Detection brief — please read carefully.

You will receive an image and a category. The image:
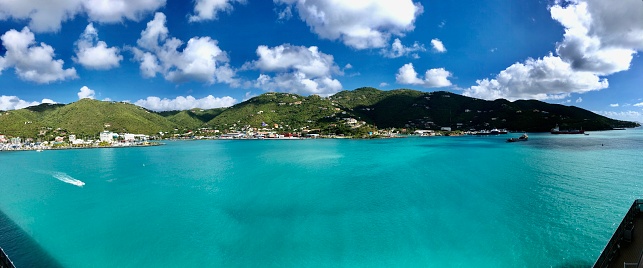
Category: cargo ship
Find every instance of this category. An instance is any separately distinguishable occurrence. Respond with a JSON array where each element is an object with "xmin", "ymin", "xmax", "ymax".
[{"xmin": 551, "ymin": 124, "xmax": 585, "ymax": 134}]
